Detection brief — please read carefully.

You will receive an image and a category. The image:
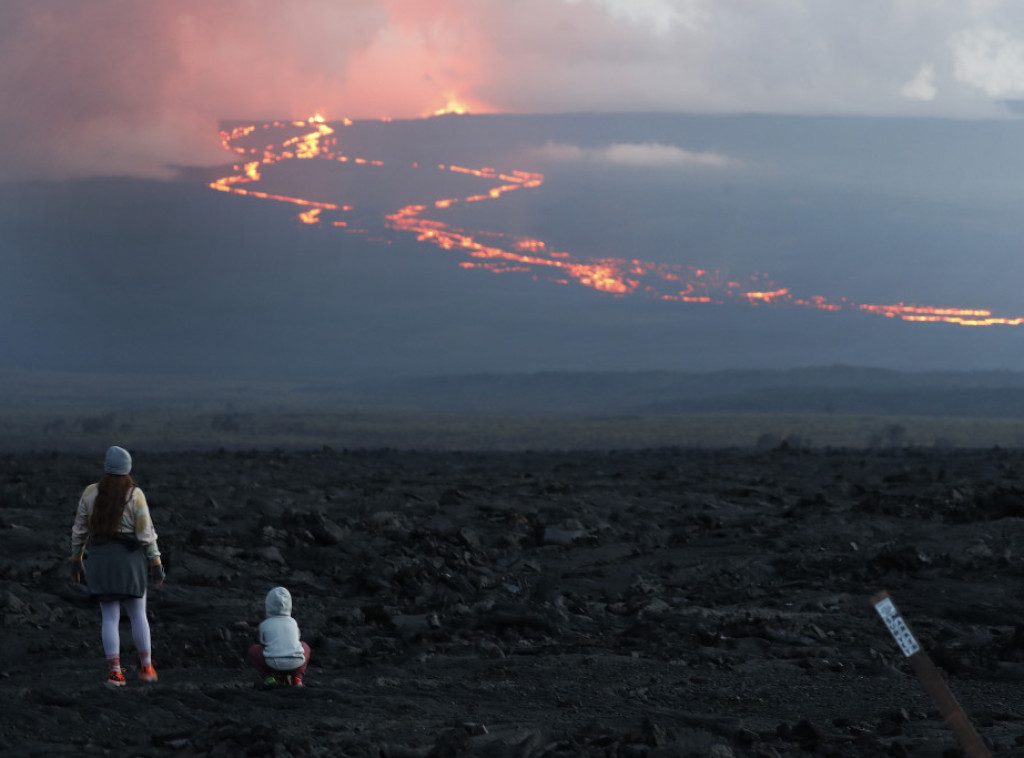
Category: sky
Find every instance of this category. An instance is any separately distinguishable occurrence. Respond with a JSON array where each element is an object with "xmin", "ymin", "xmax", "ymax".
[{"xmin": 5, "ymin": 0, "xmax": 1024, "ymax": 180}]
